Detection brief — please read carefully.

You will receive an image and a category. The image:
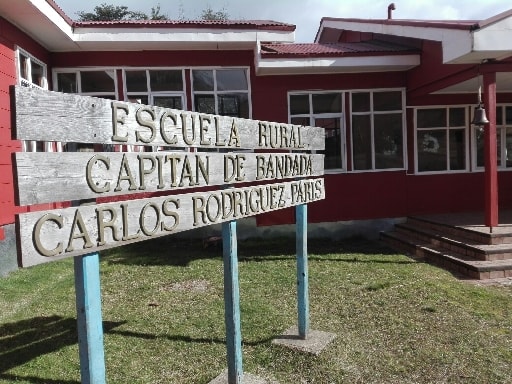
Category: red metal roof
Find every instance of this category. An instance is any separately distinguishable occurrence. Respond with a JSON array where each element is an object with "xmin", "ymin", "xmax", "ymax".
[
  {"xmin": 45, "ymin": 0, "xmax": 295, "ymax": 31},
  {"xmin": 260, "ymin": 41, "xmax": 418, "ymax": 58},
  {"xmin": 74, "ymin": 19, "xmax": 295, "ymax": 31}
]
